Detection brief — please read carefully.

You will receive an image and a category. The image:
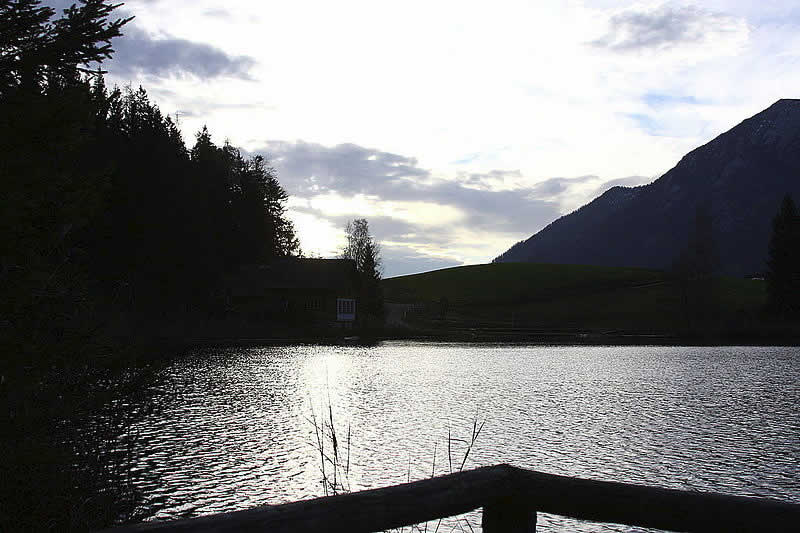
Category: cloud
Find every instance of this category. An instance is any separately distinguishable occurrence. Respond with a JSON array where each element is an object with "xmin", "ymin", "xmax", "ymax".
[
  {"xmin": 257, "ymin": 138, "xmax": 667, "ymax": 275},
  {"xmin": 41, "ymin": 1, "xmax": 254, "ymax": 80},
  {"xmin": 380, "ymin": 245, "xmax": 461, "ymax": 278},
  {"xmin": 457, "ymin": 170, "xmax": 525, "ymax": 191},
  {"xmin": 591, "ymin": 4, "xmax": 747, "ymax": 52},
  {"xmin": 34, "ymin": 0, "xmax": 799, "ymax": 279},
  {"xmin": 109, "ymin": 26, "xmax": 256, "ymax": 80},
  {"xmin": 286, "ymin": 202, "xmax": 466, "ymax": 277},
  {"xmin": 529, "ymin": 176, "xmax": 598, "ymax": 198},
  {"xmin": 178, "ymin": 101, "xmax": 270, "ymax": 120},
  {"xmin": 591, "ymin": 175, "xmax": 652, "ymax": 197},
  {"xmin": 258, "ymin": 140, "xmax": 563, "ymax": 237},
  {"xmin": 643, "ymin": 93, "xmax": 702, "ymax": 108},
  {"xmin": 203, "ymin": 8, "xmax": 232, "ymax": 19},
  {"xmin": 261, "ymin": 141, "xmax": 429, "ymax": 196},
  {"xmin": 254, "ymin": 139, "xmax": 657, "ymax": 275},
  {"xmin": 622, "ymin": 112, "xmax": 667, "ymax": 136}
]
